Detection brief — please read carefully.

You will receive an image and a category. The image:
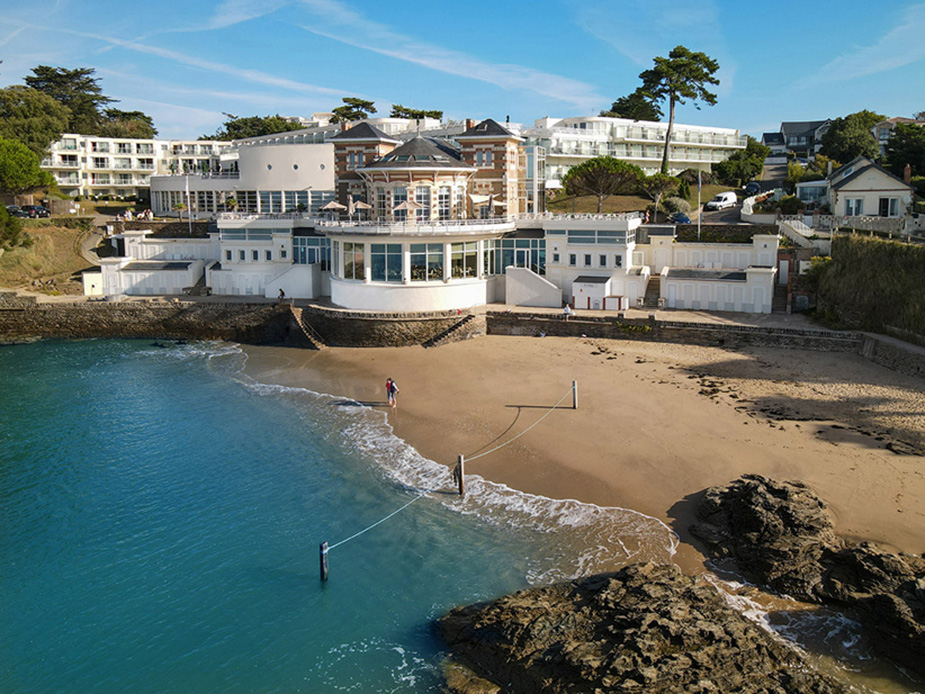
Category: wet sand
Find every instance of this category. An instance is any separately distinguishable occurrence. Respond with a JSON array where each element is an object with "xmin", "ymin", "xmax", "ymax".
[{"xmin": 241, "ymin": 335, "xmax": 925, "ymax": 573}]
